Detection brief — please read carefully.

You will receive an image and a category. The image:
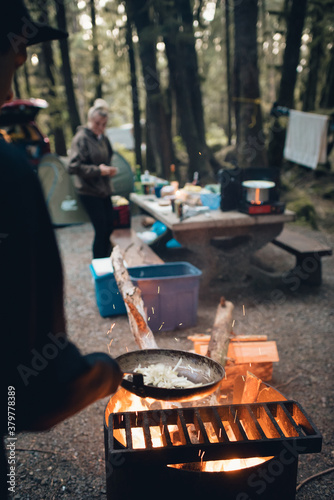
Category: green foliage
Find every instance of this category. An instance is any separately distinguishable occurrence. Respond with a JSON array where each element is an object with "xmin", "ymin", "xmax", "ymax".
[
  {"xmin": 287, "ymin": 196, "xmax": 318, "ymax": 229},
  {"xmin": 323, "ymin": 187, "xmax": 334, "ymax": 200},
  {"xmin": 12, "ymin": 0, "xmax": 334, "ymax": 176},
  {"xmin": 113, "ymin": 146, "xmax": 135, "ymax": 169},
  {"xmin": 206, "ymin": 124, "xmax": 229, "ymax": 151},
  {"xmin": 173, "ymin": 135, "xmax": 187, "ymax": 153}
]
